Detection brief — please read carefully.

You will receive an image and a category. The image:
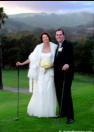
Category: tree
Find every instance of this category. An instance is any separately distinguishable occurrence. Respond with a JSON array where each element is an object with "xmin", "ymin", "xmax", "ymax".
[
  {"xmin": 74, "ymin": 37, "xmax": 93, "ymax": 73},
  {"xmin": 0, "ymin": 7, "xmax": 8, "ymax": 90},
  {"xmin": 92, "ymin": 34, "xmax": 94, "ymax": 84}
]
